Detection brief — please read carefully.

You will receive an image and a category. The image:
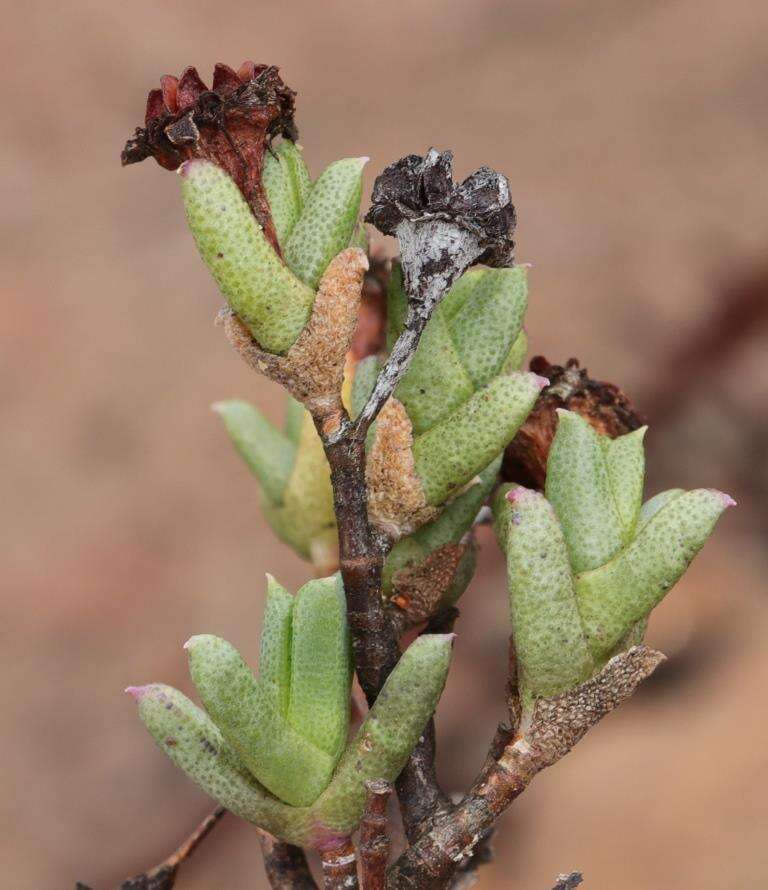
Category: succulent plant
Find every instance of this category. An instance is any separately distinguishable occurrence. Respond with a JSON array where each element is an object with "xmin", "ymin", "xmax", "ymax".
[
  {"xmin": 363, "ymin": 261, "xmax": 542, "ymax": 539},
  {"xmin": 214, "ymin": 397, "xmax": 338, "ymax": 573},
  {"xmin": 493, "ymin": 409, "xmax": 734, "ymax": 708},
  {"xmin": 127, "ymin": 574, "xmax": 452, "ymax": 846},
  {"xmin": 180, "ymin": 152, "xmax": 365, "ymax": 354},
  {"xmin": 118, "ymin": 62, "xmax": 736, "ymax": 888},
  {"xmin": 215, "ymin": 258, "xmax": 534, "ymax": 615}
]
